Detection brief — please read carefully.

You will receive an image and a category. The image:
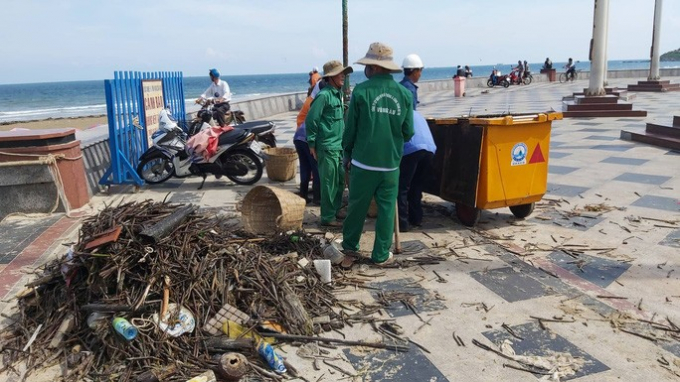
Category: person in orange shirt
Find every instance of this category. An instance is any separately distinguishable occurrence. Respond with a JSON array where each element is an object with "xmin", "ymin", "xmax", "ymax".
[
  {"xmin": 309, "ymin": 67, "xmax": 321, "ymax": 89},
  {"xmin": 294, "ymin": 77, "xmax": 327, "ymax": 204}
]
